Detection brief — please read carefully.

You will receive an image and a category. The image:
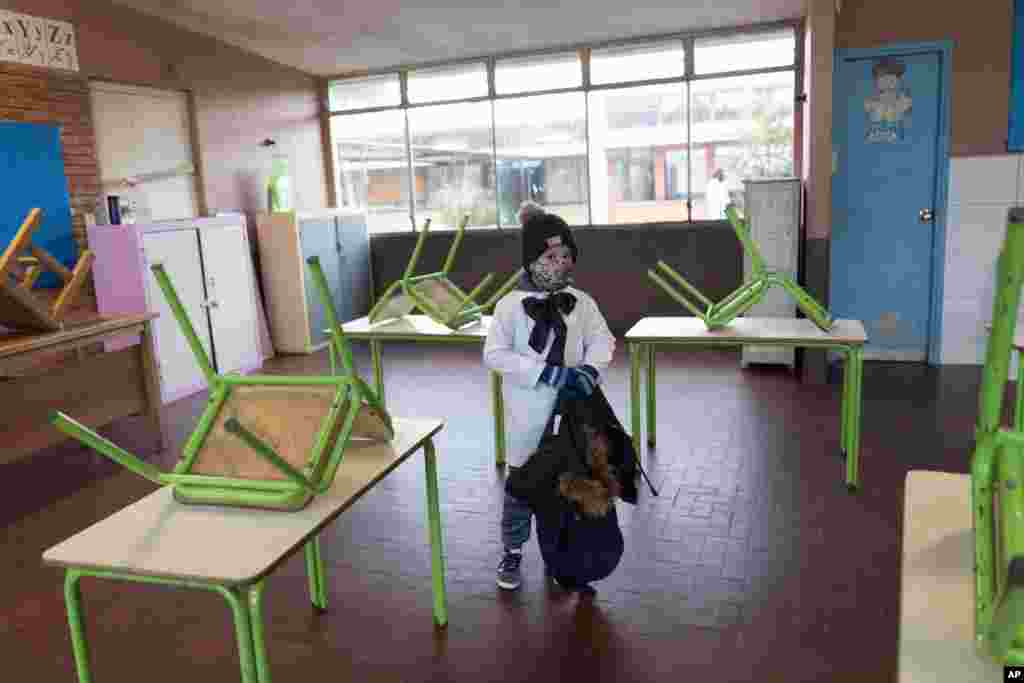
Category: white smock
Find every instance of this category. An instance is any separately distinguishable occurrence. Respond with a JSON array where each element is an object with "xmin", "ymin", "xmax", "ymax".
[{"xmin": 483, "ymin": 286, "xmax": 615, "ymax": 468}]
